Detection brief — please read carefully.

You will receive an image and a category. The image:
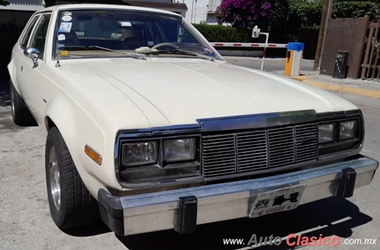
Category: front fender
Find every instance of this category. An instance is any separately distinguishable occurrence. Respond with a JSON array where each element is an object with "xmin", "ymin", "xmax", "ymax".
[{"xmin": 44, "ymin": 95, "xmax": 123, "ymax": 199}]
